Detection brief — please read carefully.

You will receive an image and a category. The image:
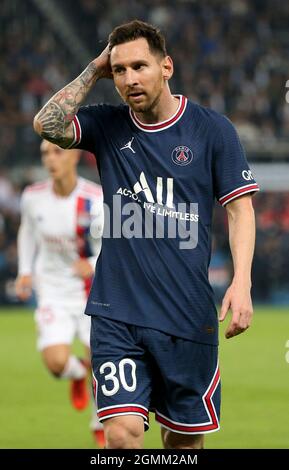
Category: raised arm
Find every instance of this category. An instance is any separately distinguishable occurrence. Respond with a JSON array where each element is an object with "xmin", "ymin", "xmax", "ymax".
[
  {"xmin": 33, "ymin": 47, "xmax": 112, "ymax": 148},
  {"xmin": 219, "ymin": 194, "xmax": 256, "ymax": 339}
]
